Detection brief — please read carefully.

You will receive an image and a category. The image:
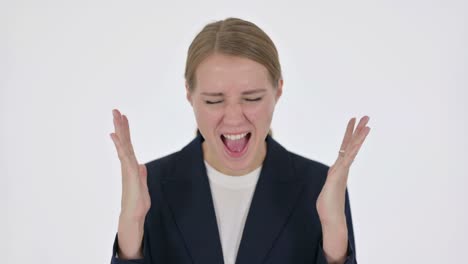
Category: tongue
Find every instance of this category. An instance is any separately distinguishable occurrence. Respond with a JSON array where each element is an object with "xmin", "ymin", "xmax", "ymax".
[{"xmin": 225, "ymin": 136, "xmax": 248, "ymax": 152}]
